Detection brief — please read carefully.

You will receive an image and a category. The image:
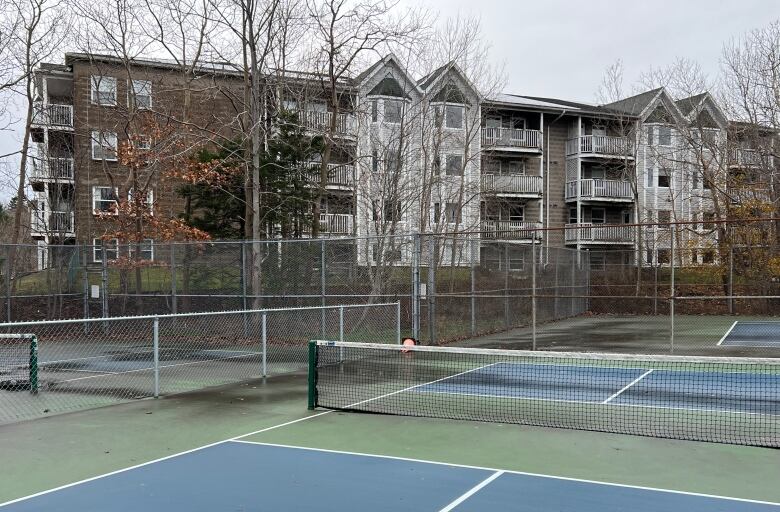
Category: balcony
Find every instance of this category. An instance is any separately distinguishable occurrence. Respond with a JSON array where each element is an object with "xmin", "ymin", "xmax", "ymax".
[
  {"xmin": 299, "ymin": 110, "xmax": 355, "ymax": 137},
  {"xmin": 305, "ymin": 162, "xmax": 355, "ymax": 190},
  {"xmin": 30, "ymin": 156, "xmax": 74, "ymax": 182},
  {"xmin": 727, "ymin": 185, "xmax": 772, "ymax": 203},
  {"xmin": 319, "ymin": 213, "xmax": 354, "ymax": 236},
  {"xmin": 565, "ymin": 179, "xmax": 633, "ymax": 202},
  {"xmin": 32, "ymin": 103, "xmax": 73, "ymax": 129},
  {"xmin": 481, "ymin": 221, "xmax": 542, "ymax": 241},
  {"xmin": 482, "ymin": 174, "xmax": 542, "ymax": 196},
  {"xmin": 729, "ymin": 148, "xmax": 770, "ymax": 168},
  {"xmin": 481, "ymin": 127, "xmax": 542, "ymax": 152},
  {"xmin": 565, "ymin": 223, "xmax": 634, "ymax": 245},
  {"xmin": 566, "ymin": 135, "xmax": 633, "ymax": 158},
  {"xmin": 31, "ymin": 210, "xmax": 75, "ymax": 236}
]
